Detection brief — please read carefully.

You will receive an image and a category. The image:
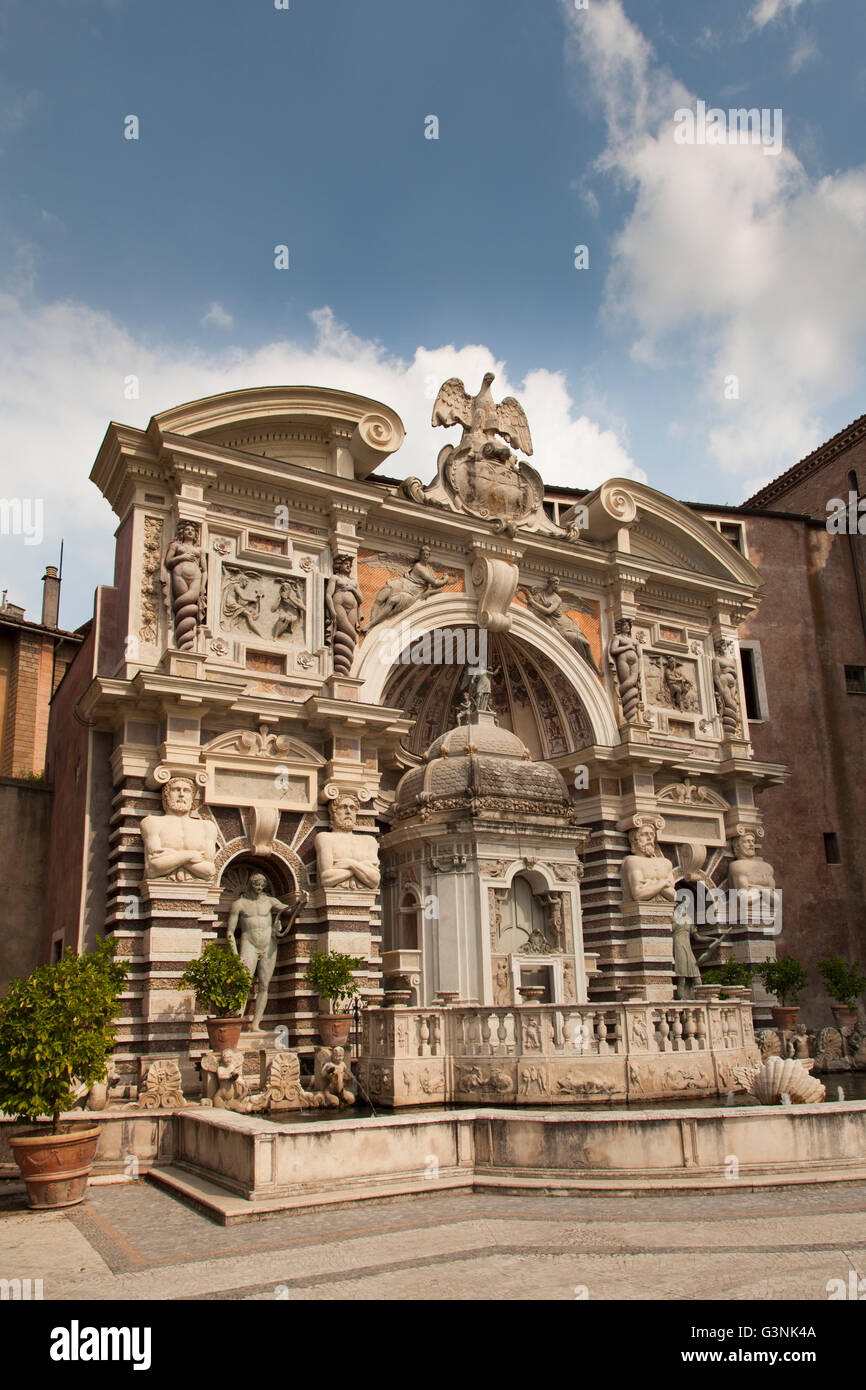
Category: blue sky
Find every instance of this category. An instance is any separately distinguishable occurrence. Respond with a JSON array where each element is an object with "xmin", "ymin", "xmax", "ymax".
[{"xmin": 1, "ymin": 0, "xmax": 865, "ymax": 625}]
